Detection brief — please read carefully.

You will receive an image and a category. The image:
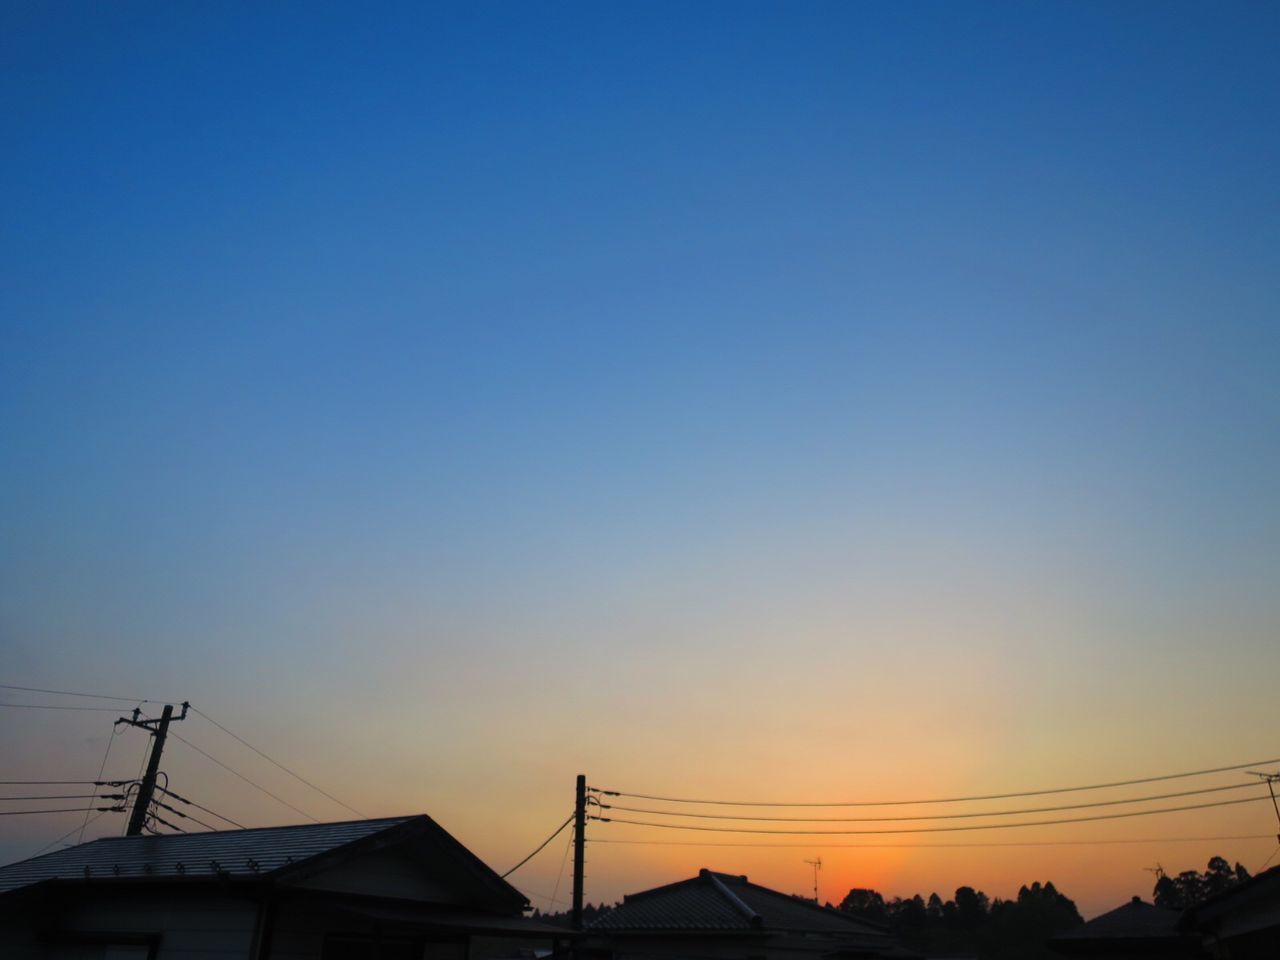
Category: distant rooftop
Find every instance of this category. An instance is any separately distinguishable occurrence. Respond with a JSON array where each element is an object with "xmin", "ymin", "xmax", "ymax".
[
  {"xmin": 1055, "ymin": 896, "xmax": 1182, "ymax": 941},
  {"xmin": 590, "ymin": 868, "xmax": 889, "ymax": 941}
]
